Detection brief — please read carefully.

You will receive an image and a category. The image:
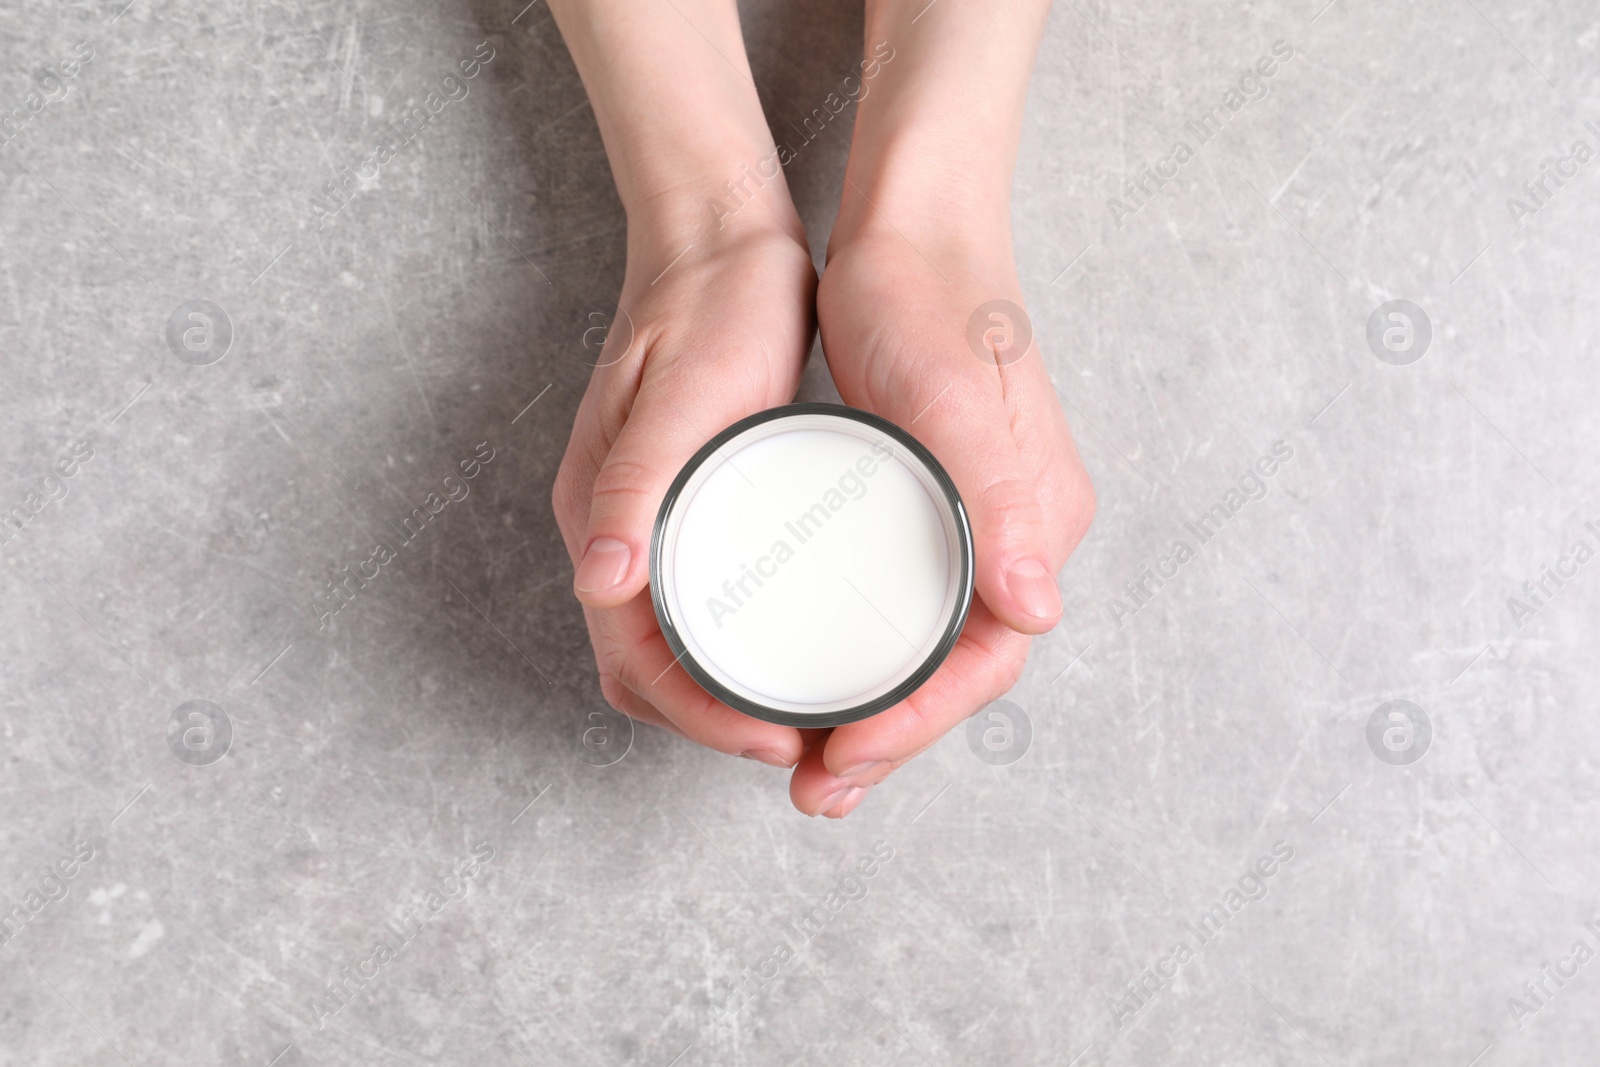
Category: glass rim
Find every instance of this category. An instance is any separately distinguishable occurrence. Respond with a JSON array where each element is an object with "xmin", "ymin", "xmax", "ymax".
[{"xmin": 648, "ymin": 402, "xmax": 976, "ymax": 729}]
